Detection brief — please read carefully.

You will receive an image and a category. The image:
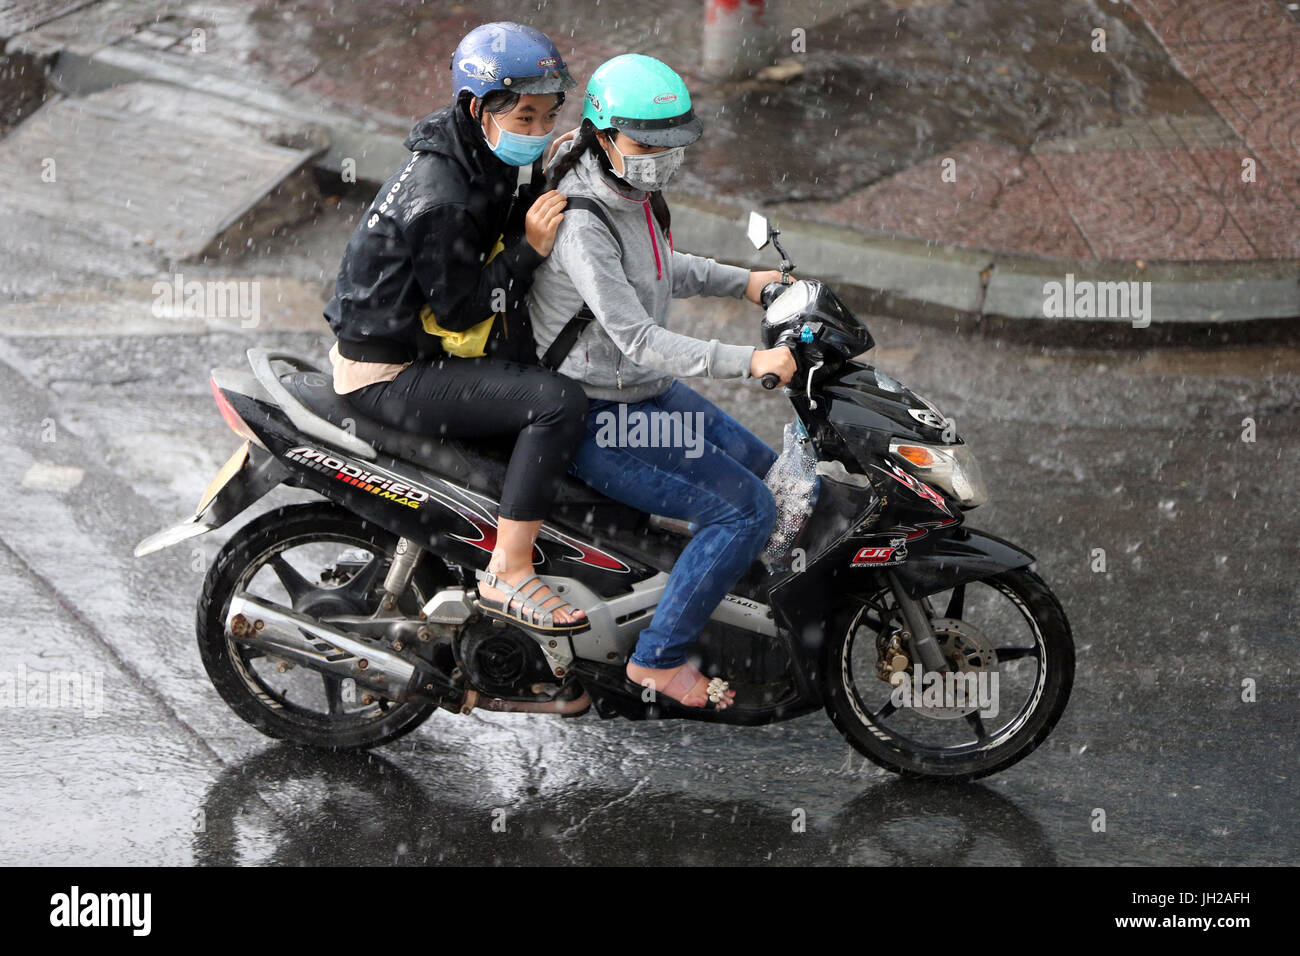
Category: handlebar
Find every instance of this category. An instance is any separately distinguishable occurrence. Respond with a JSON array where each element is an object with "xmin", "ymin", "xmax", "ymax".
[{"xmin": 761, "ymin": 373, "xmax": 779, "ymax": 390}]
